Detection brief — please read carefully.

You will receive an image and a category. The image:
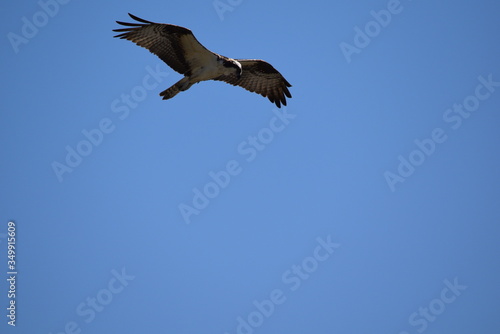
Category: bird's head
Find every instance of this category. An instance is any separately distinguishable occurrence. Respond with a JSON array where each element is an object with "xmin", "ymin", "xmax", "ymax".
[{"xmin": 223, "ymin": 59, "xmax": 242, "ymax": 79}]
